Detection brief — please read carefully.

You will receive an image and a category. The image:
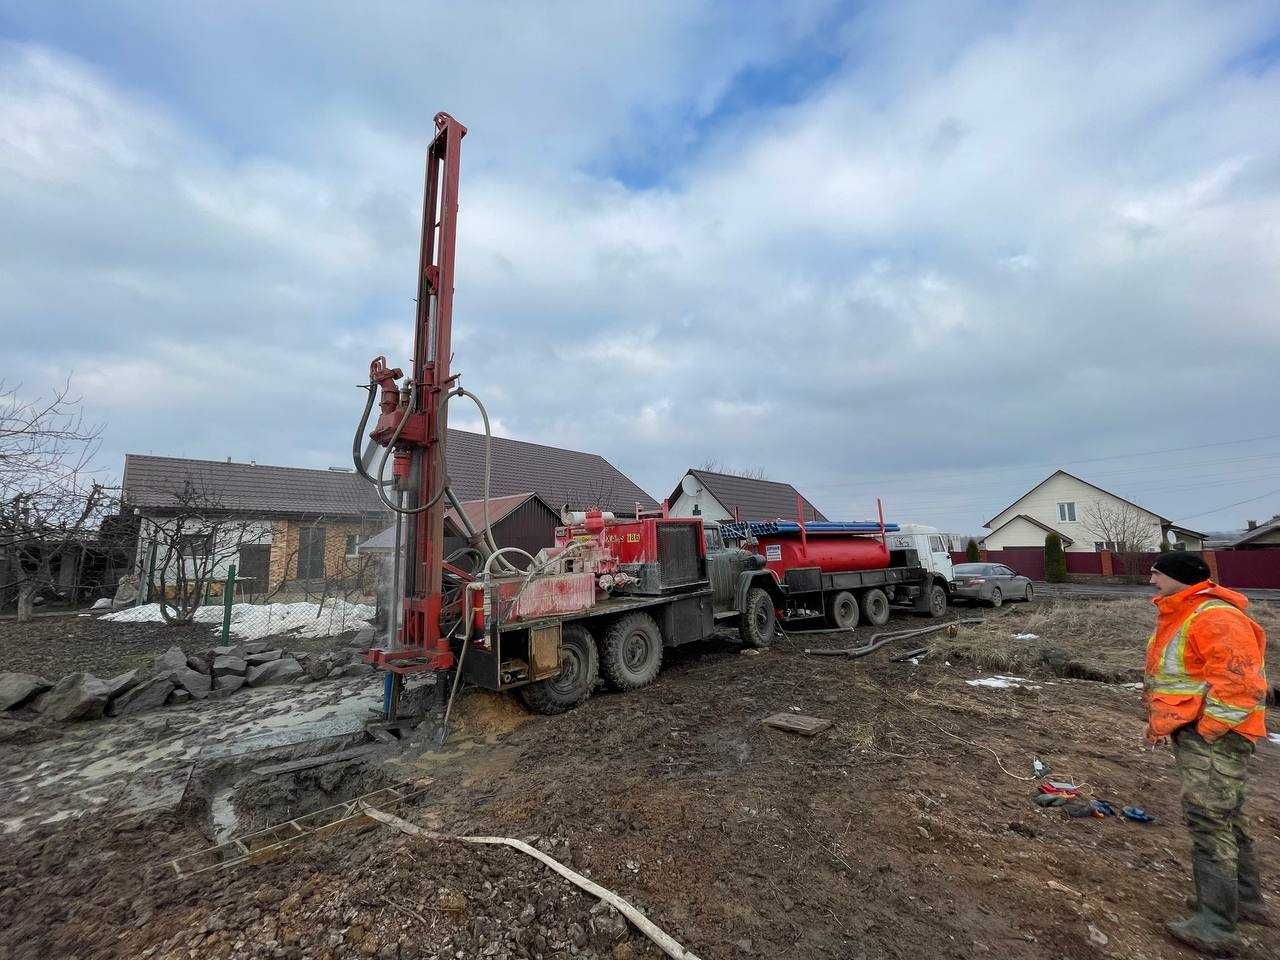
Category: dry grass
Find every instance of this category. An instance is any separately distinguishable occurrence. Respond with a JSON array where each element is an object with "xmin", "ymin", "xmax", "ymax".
[{"xmin": 935, "ymin": 597, "xmax": 1280, "ymax": 686}]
